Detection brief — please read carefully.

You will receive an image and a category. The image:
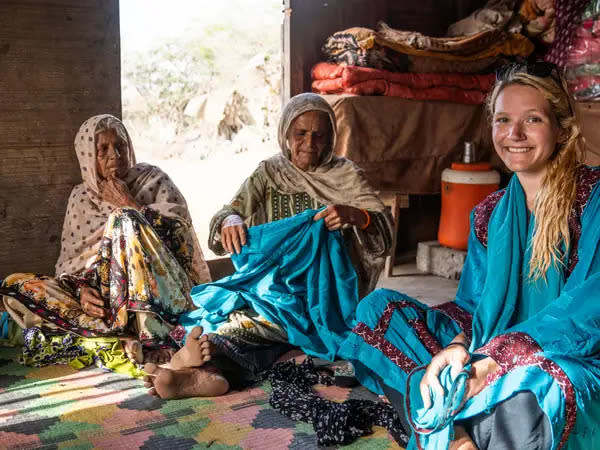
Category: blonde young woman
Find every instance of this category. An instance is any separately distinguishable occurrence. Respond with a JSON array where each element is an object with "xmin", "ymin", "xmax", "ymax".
[{"xmin": 338, "ymin": 64, "xmax": 600, "ymax": 450}]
